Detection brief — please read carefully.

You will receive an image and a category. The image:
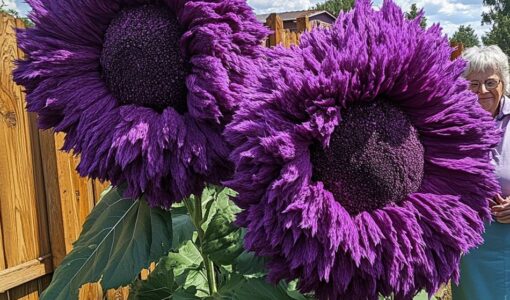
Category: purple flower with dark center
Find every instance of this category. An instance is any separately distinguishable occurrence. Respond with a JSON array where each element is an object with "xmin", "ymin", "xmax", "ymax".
[
  {"xmin": 14, "ymin": 0, "xmax": 268, "ymax": 207},
  {"xmin": 225, "ymin": 1, "xmax": 500, "ymax": 299}
]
